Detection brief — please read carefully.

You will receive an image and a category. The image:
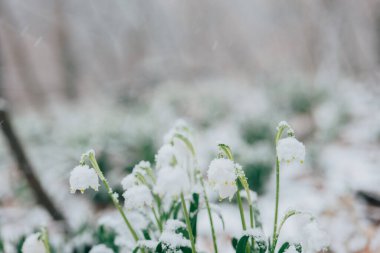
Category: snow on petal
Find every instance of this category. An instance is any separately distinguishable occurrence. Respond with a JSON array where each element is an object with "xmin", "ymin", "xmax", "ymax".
[
  {"xmin": 123, "ymin": 185, "xmax": 153, "ymax": 210},
  {"xmin": 276, "ymin": 137, "xmax": 305, "ymax": 169},
  {"xmin": 70, "ymin": 165, "xmax": 99, "ymax": 193},
  {"xmin": 22, "ymin": 233, "xmax": 46, "ymax": 253}
]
